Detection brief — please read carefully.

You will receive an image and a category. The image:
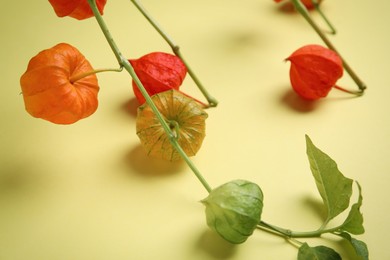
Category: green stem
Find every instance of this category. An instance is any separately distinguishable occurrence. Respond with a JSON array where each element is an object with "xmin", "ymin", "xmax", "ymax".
[
  {"xmin": 129, "ymin": 0, "xmax": 218, "ymax": 107},
  {"xmin": 291, "ymin": 0, "xmax": 367, "ymax": 93},
  {"xmin": 87, "ymin": 0, "xmax": 212, "ymax": 193},
  {"xmin": 287, "ymin": 237, "xmax": 304, "ymax": 248},
  {"xmin": 90, "ymin": 6, "xmax": 124, "ymax": 65},
  {"xmin": 168, "ymin": 120, "xmax": 181, "ymax": 139},
  {"xmin": 258, "ymin": 221, "xmax": 306, "ymax": 251},
  {"xmin": 257, "ymin": 220, "xmax": 341, "ymax": 238},
  {"xmin": 333, "ymin": 85, "xmax": 364, "ymax": 96},
  {"xmin": 70, "ymin": 67, "xmax": 123, "ymax": 83},
  {"xmin": 312, "ymin": 0, "xmax": 336, "ymax": 34}
]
